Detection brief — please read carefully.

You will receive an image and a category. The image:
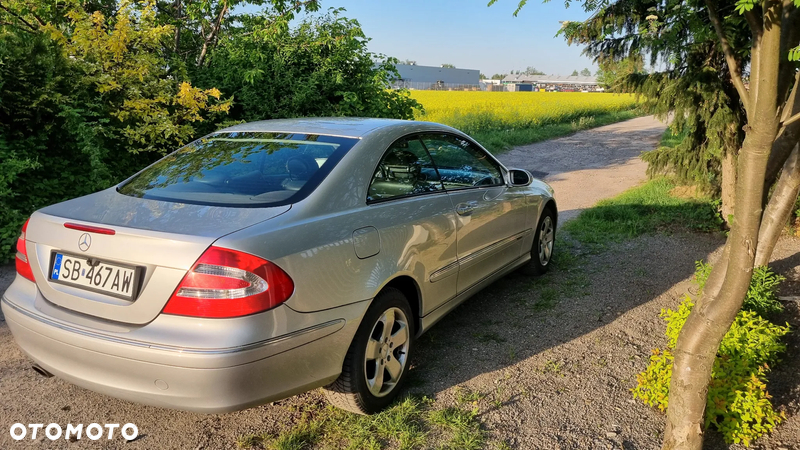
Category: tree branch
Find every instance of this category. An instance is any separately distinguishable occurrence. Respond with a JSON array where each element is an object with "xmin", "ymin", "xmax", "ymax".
[
  {"xmin": 196, "ymin": 0, "xmax": 229, "ymax": 67},
  {"xmin": 764, "ymin": 41, "xmax": 800, "ymax": 192},
  {"xmin": 744, "ymin": 10, "xmax": 763, "ymax": 38},
  {"xmin": 0, "ymin": 2, "xmax": 38, "ymax": 32},
  {"xmin": 783, "ymin": 112, "xmax": 800, "ymax": 127},
  {"xmin": 705, "ymin": 0, "xmax": 752, "ymax": 115},
  {"xmin": 778, "ymin": 3, "xmax": 800, "ymax": 101}
]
